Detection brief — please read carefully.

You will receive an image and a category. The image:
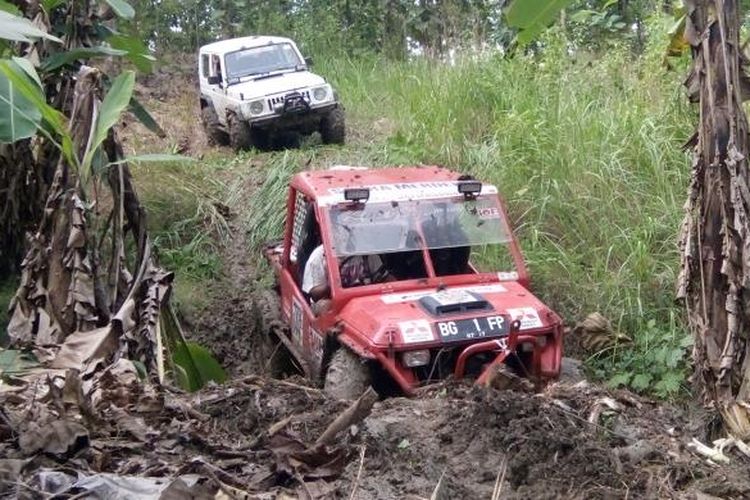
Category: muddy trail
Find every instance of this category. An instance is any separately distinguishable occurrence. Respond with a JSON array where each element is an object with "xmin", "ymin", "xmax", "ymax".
[{"xmin": 3, "ymin": 63, "xmax": 750, "ymax": 500}]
